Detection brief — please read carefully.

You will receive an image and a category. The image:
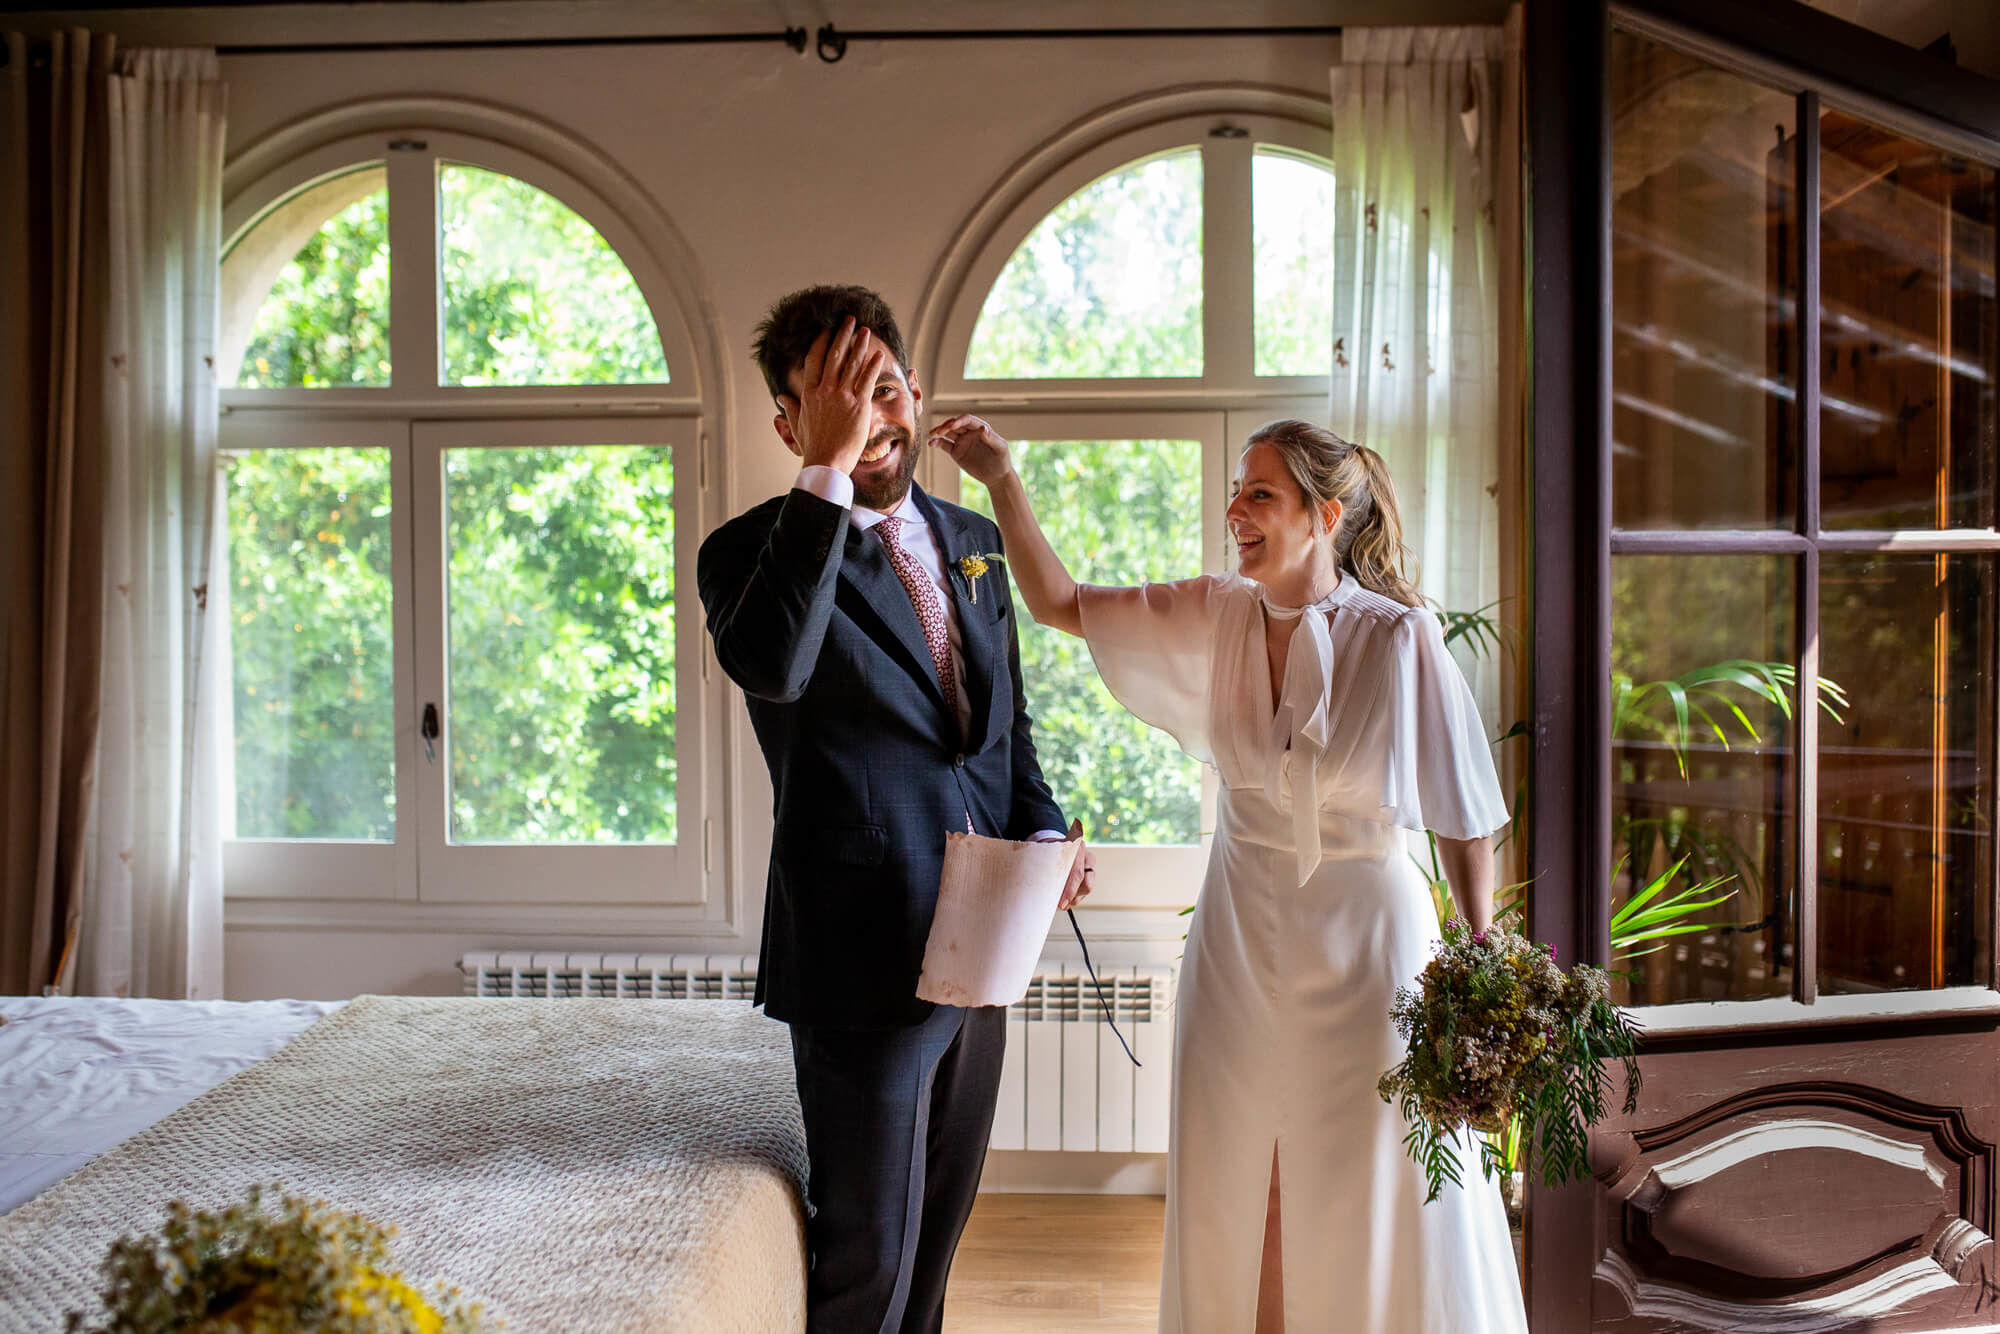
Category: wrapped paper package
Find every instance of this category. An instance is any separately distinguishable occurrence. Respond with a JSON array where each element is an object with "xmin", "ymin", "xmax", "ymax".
[{"xmin": 916, "ymin": 832, "xmax": 1081, "ymax": 1008}]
